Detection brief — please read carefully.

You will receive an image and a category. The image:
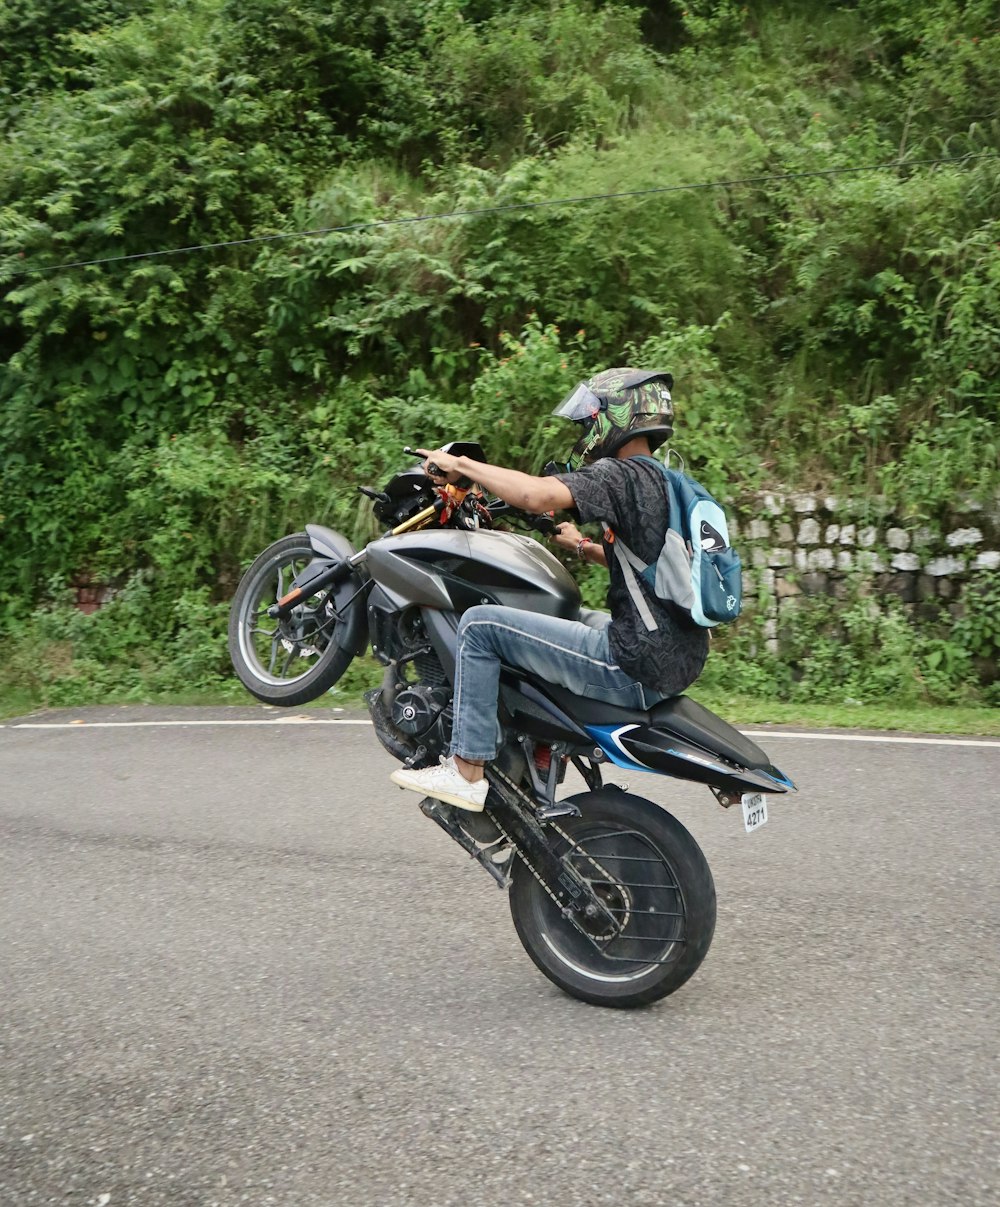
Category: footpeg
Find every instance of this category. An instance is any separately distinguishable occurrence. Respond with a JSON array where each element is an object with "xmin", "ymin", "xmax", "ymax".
[{"xmin": 536, "ymin": 800, "xmax": 582, "ymax": 821}]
